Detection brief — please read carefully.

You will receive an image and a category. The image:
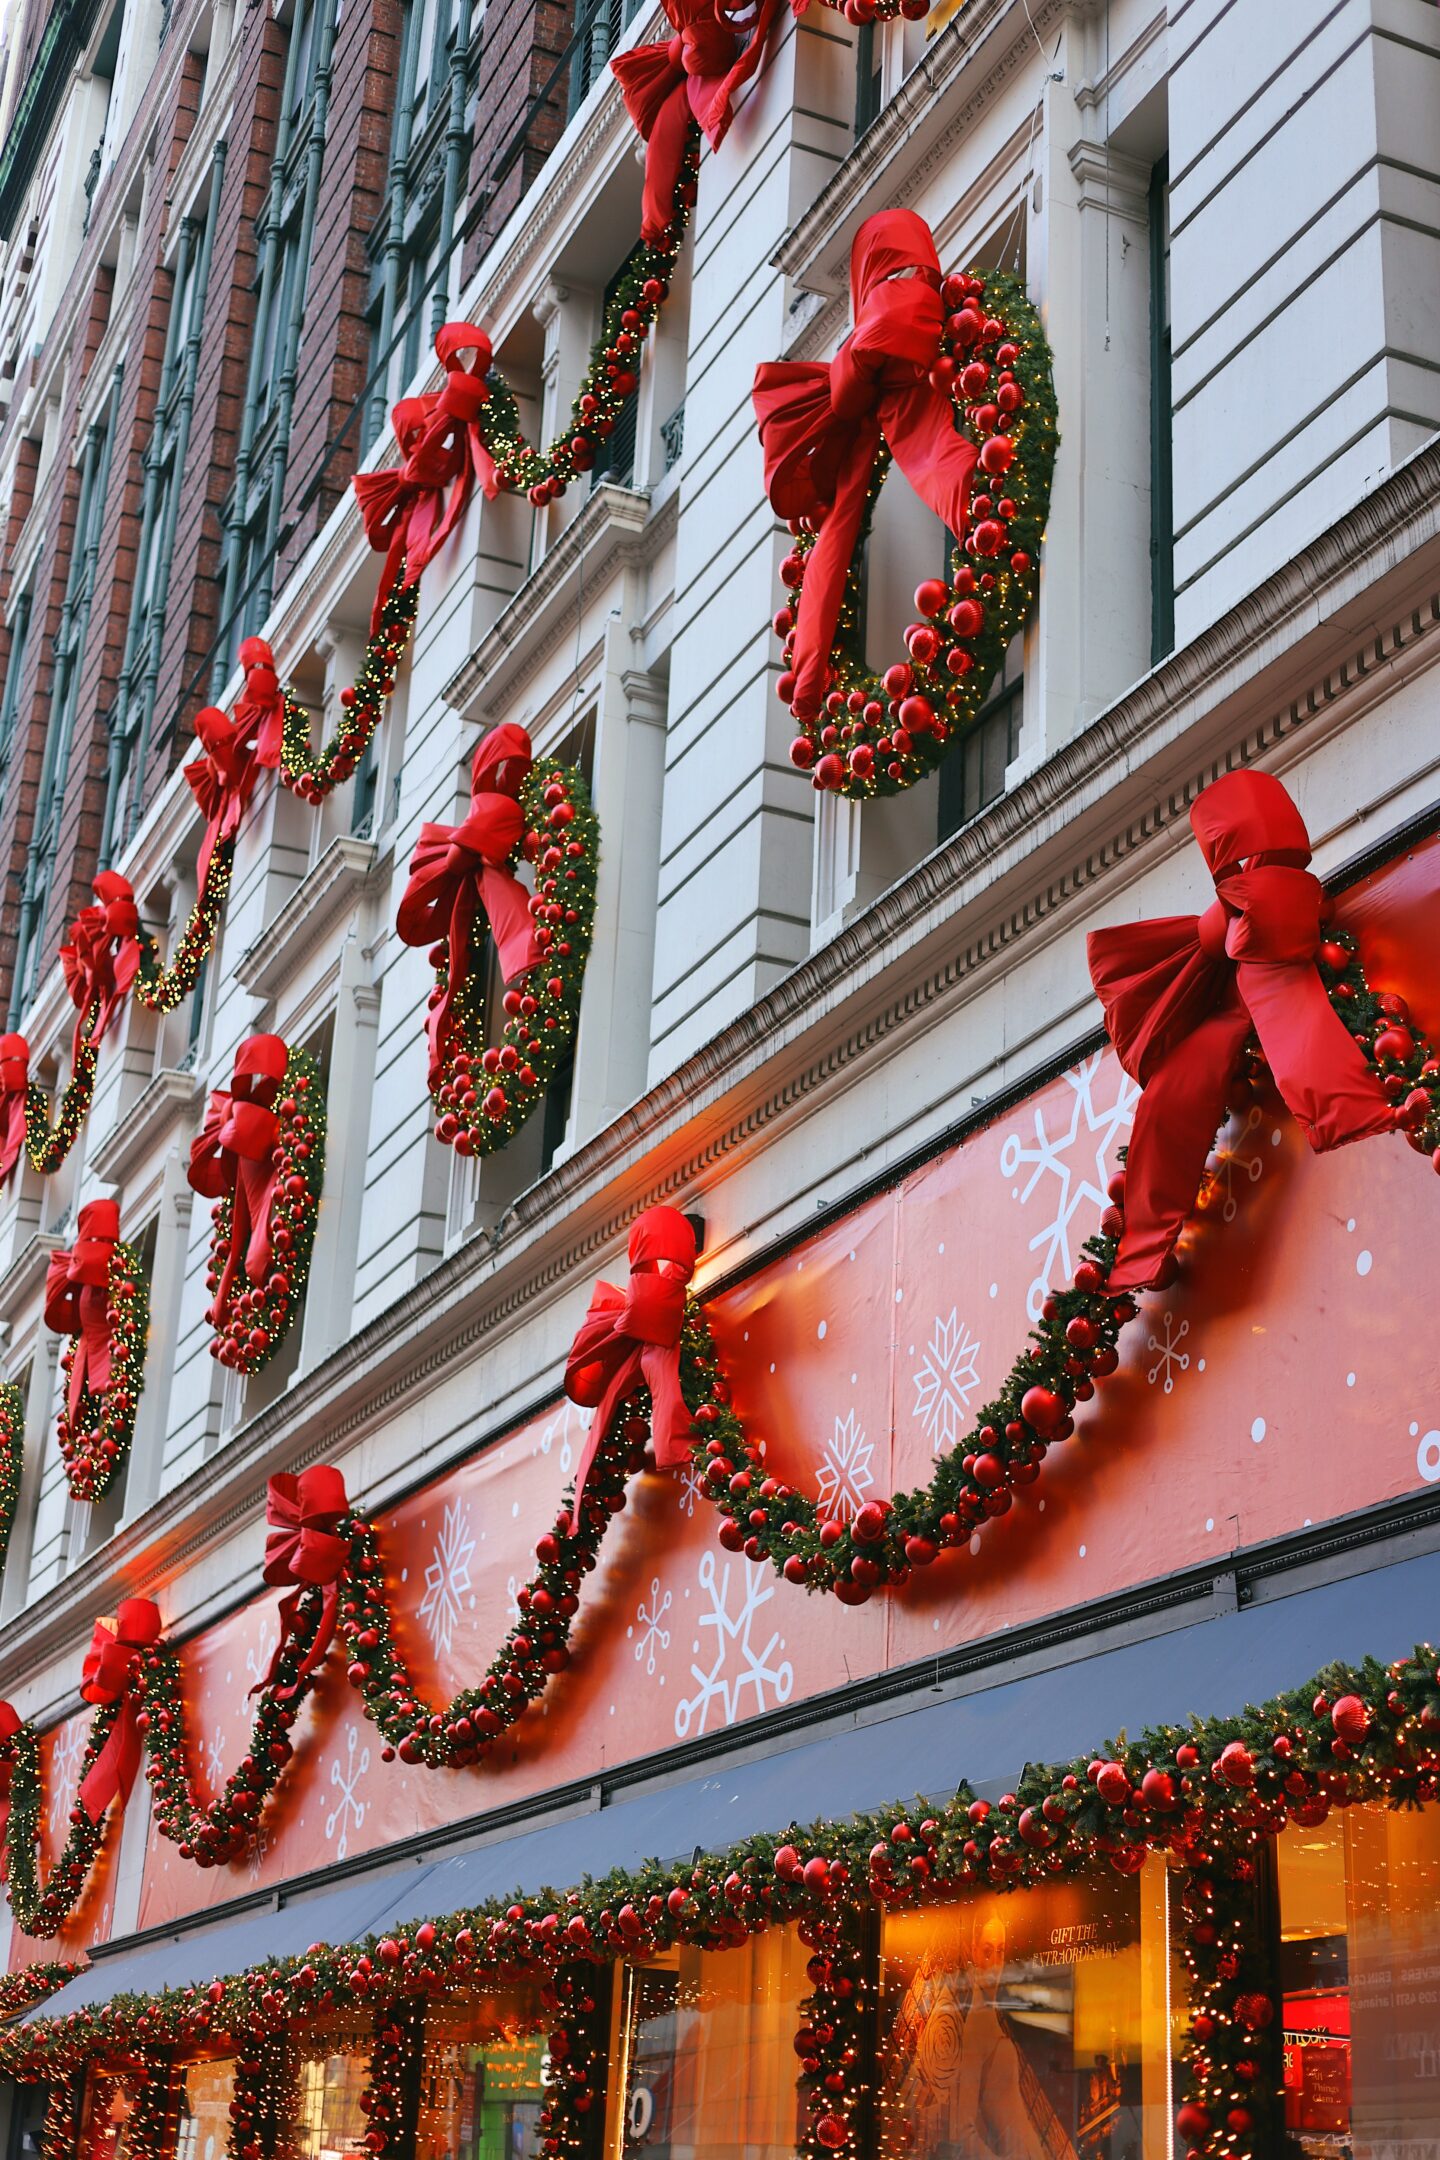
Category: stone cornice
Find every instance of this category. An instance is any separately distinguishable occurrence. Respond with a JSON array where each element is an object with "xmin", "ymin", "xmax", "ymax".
[
  {"xmin": 234, "ymin": 836, "xmax": 380, "ymax": 1001},
  {"xmin": 445, "ymin": 485, "xmax": 677, "ymax": 722},
  {"xmin": 0, "ymin": 1229, "xmax": 65, "ymax": 1321},
  {"xmin": 774, "ymin": 0, "xmax": 1068, "ymax": 293},
  {"xmin": 87, "ymin": 1068, "xmax": 205, "ymax": 1188}
]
